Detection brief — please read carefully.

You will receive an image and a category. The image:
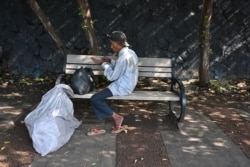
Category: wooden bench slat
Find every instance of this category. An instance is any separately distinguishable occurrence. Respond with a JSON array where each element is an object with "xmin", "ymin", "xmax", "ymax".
[
  {"xmin": 67, "ymin": 55, "xmax": 172, "ymax": 67},
  {"xmin": 66, "ymin": 65, "xmax": 172, "ymax": 73},
  {"xmin": 138, "ymin": 58, "xmax": 172, "ymax": 67},
  {"xmin": 138, "ymin": 72, "xmax": 172, "ymax": 78},
  {"xmin": 66, "ymin": 64, "xmax": 103, "ymax": 70},
  {"xmin": 138, "ymin": 67, "xmax": 172, "ymax": 72},
  {"xmin": 66, "ymin": 70, "xmax": 171, "ymax": 77},
  {"xmin": 66, "ymin": 65, "xmax": 172, "ymax": 72},
  {"xmin": 67, "ymin": 55, "xmax": 99, "ymax": 64},
  {"xmin": 66, "ymin": 55, "xmax": 173, "ymax": 78},
  {"xmin": 66, "ymin": 69, "xmax": 104, "ymax": 75},
  {"xmin": 66, "ymin": 71, "xmax": 172, "ymax": 78},
  {"xmin": 72, "ymin": 91, "xmax": 180, "ymax": 101}
]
